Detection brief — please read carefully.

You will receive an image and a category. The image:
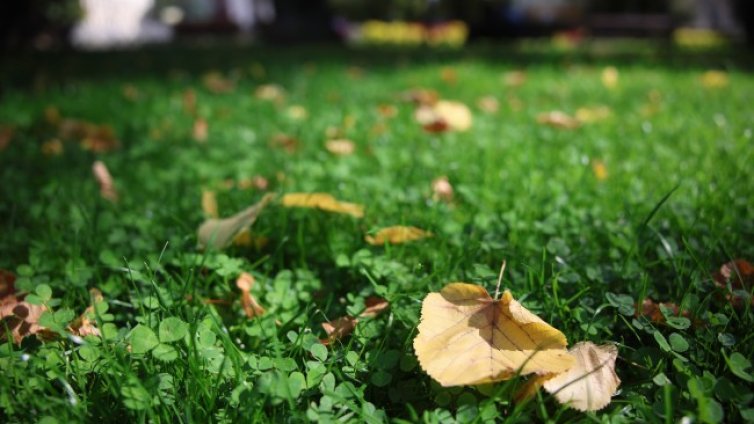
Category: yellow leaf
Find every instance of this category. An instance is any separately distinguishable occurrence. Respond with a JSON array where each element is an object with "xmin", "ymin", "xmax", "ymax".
[
  {"xmin": 281, "ymin": 193, "xmax": 364, "ymax": 218},
  {"xmin": 197, "ymin": 193, "xmax": 275, "ymax": 249},
  {"xmin": 591, "ymin": 160, "xmax": 608, "ymax": 181},
  {"xmin": 414, "ymin": 283, "xmax": 573, "ymax": 387},
  {"xmin": 414, "ymin": 100, "xmax": 473, "ymax": 132},
  {"xmin": 255, "ymin": 84, "xmax": 285, "ymax": 102},
  {"xmin": 701, "ymin": 70, "xmax": 728, "ymax": 89},
  {"xmin": 542, "ymin": 342, "xmax": 620, "ymax": 411},
  {"xmin": 365, "ymin": 226, "xmax": 431, "ymax": 245},
  {"xmin": 575, "ymin": 106, "xmax": 611, "ymax": 124}
]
